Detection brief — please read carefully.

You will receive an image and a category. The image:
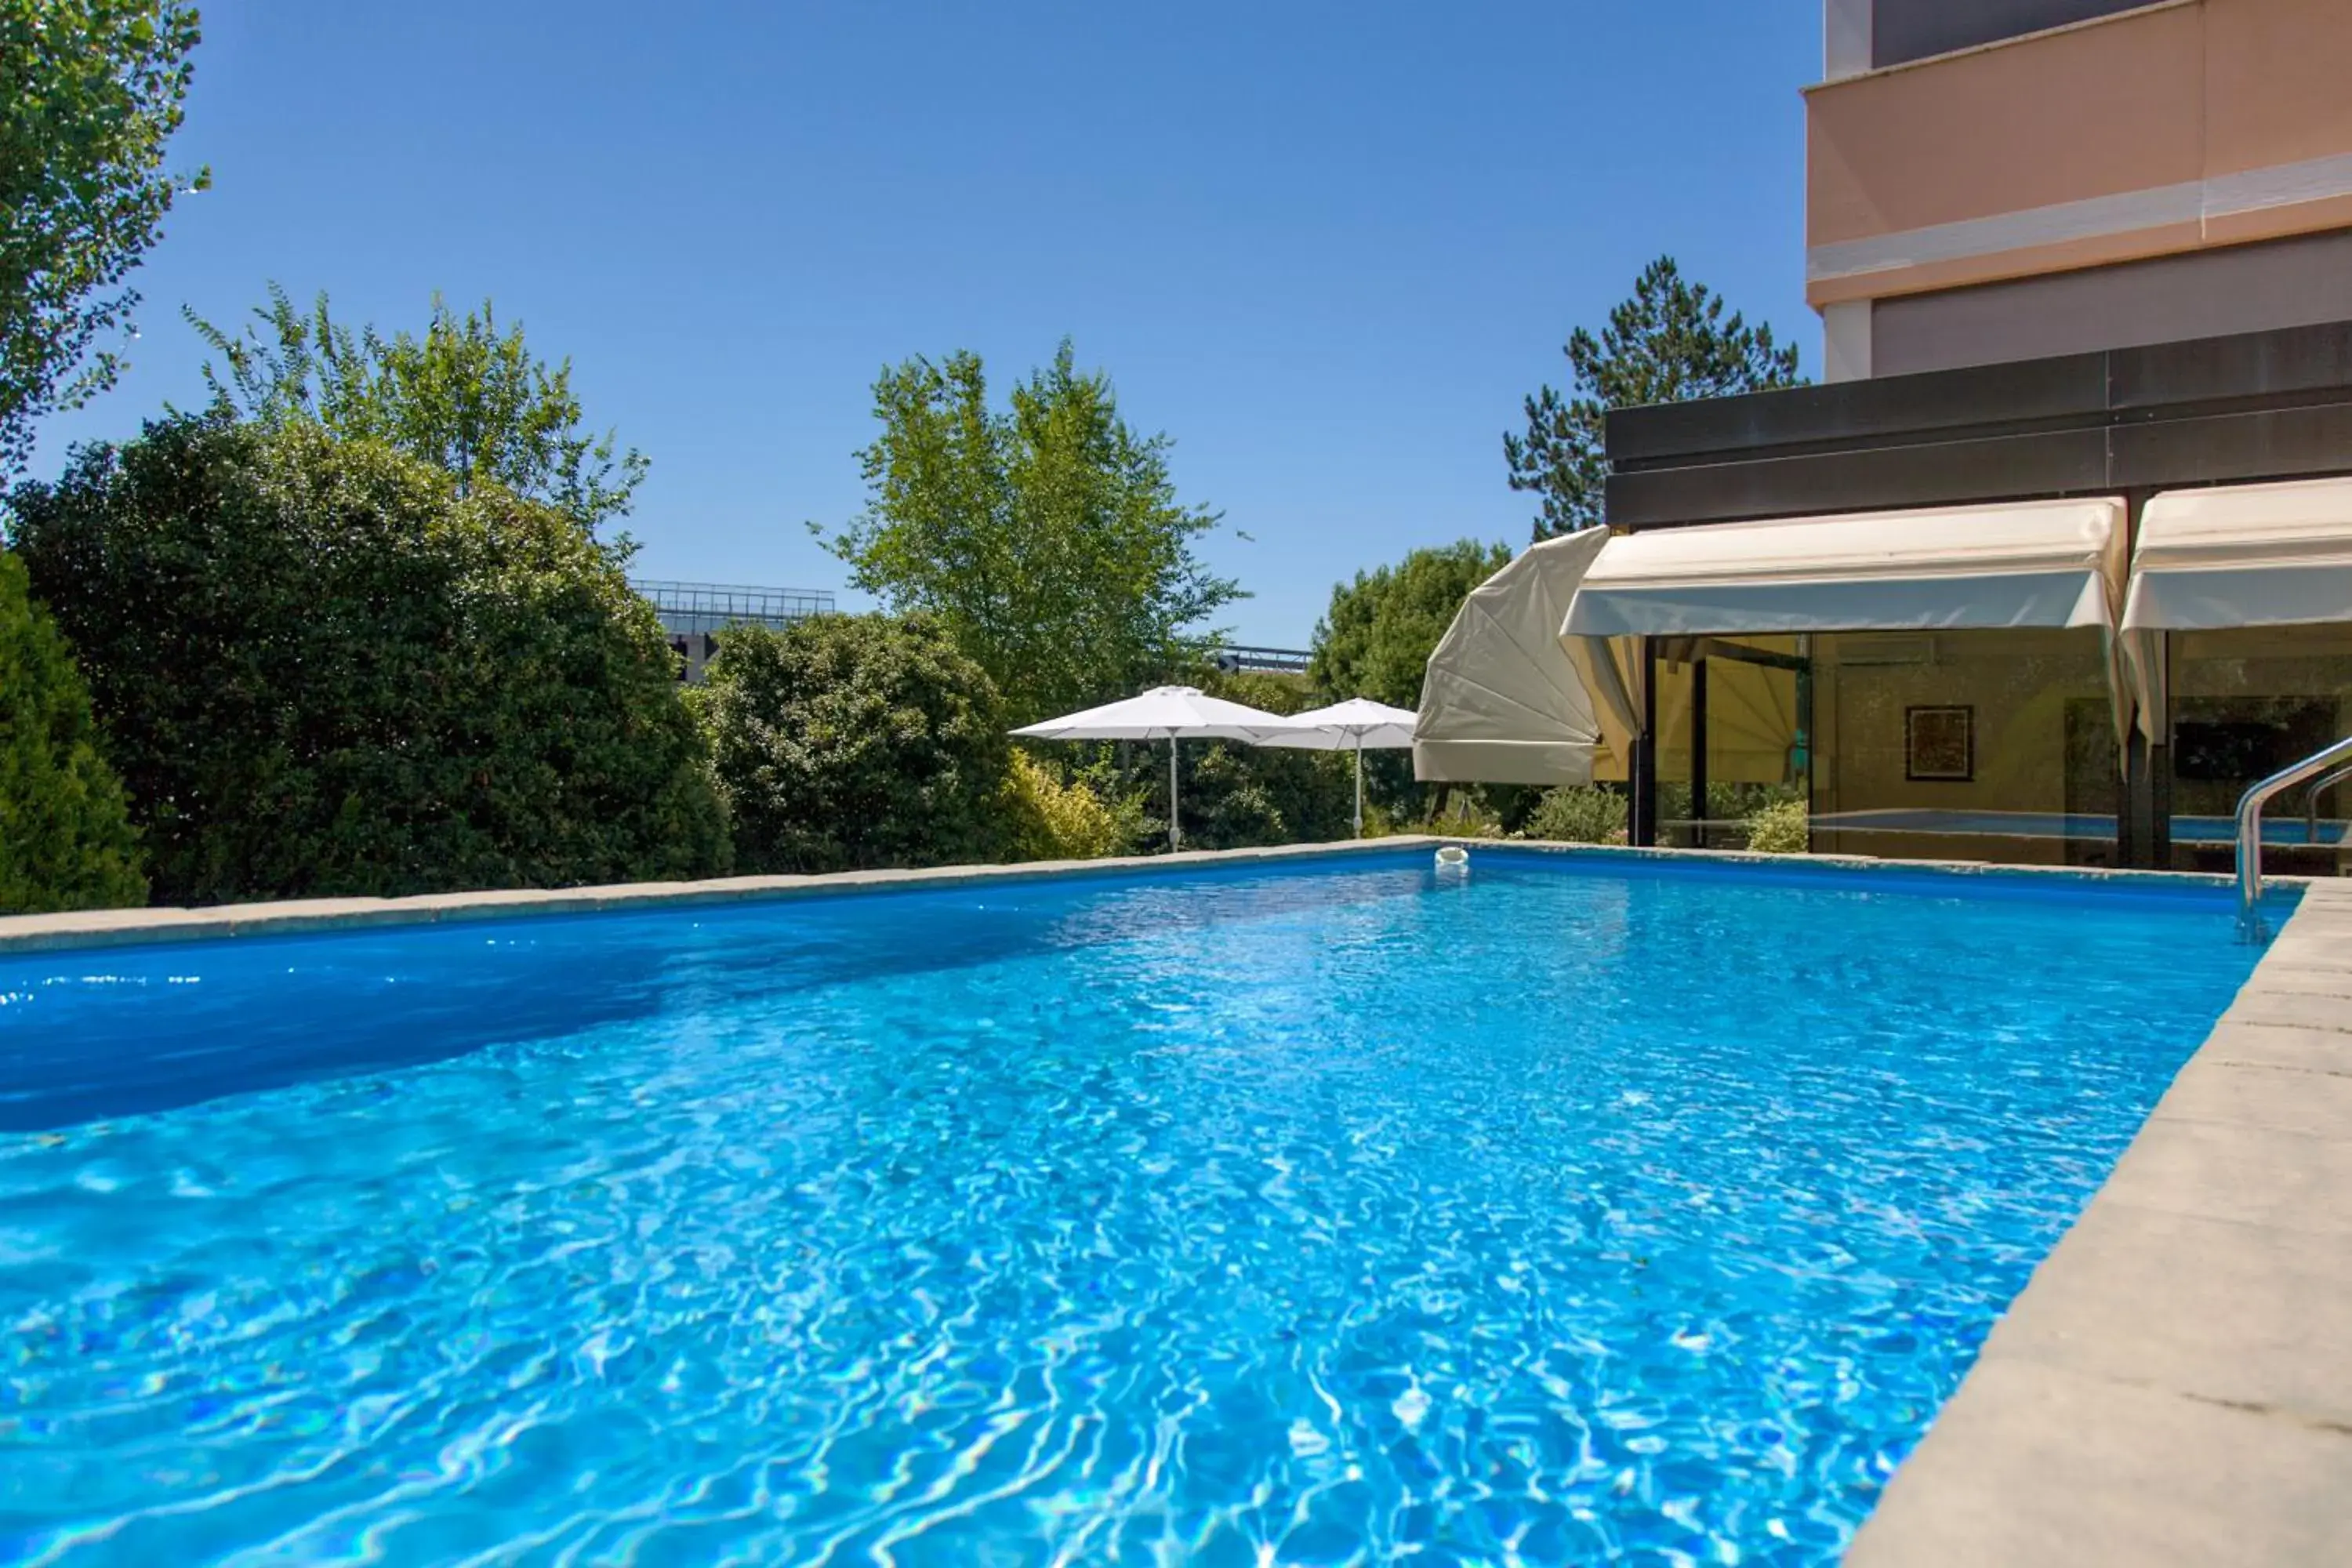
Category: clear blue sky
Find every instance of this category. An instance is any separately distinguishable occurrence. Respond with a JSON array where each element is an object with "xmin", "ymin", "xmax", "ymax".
[{"xmin": 31, "ymin": 1, "xmax": 1819, "ymax": 648}]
